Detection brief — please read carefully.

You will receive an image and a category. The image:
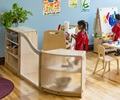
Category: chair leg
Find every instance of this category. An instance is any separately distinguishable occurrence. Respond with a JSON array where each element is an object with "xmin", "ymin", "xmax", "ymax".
[
  {"xmin": 102, "ymin": 61, "xmax": 107, "ymax": 78},
  {"xmin": 117, "ymin": 59, "xmax": 119, "ymax": 75},
  {"xmin": 102, "ymin": 60, "xmax": 104, "ymax": 69},
  {"xmin": 93, "ymin": 59, "xmax": 99, "ymax": 74},
  {"xmin": 108, "ymin": 61, "xmax": 110, "ymax": 71}
]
